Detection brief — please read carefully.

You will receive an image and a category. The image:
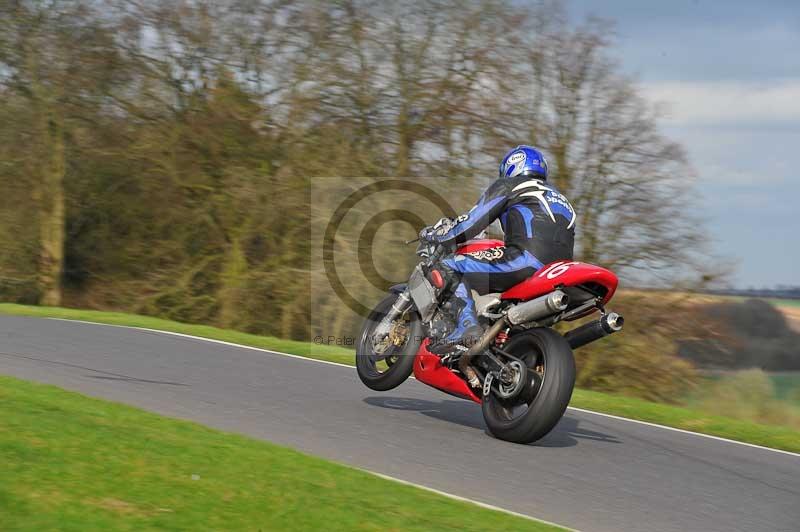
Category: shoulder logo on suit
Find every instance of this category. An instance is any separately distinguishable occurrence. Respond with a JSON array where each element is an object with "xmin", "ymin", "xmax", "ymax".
[
  {"xmin": 510, "ymin": 180, "xmax": 576, "ymax": 229},
  {"xmin": 511, "ymin": 180, "xmax": 556, "ymax": 223}
]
